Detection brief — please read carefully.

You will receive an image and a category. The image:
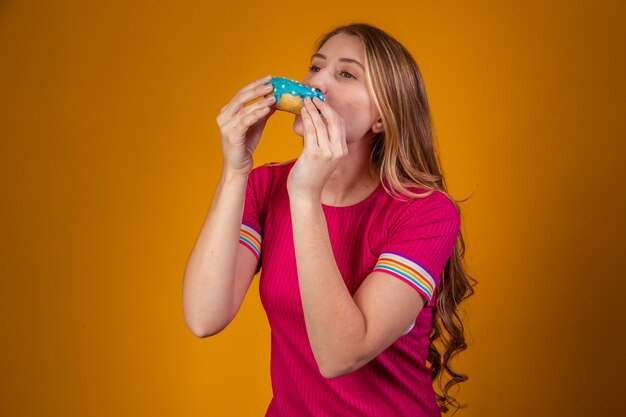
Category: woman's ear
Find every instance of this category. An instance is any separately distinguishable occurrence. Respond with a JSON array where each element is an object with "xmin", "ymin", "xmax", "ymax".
[{"xmin": 372, "ymin": 117, "xmax": 384, "ymax": 134}]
